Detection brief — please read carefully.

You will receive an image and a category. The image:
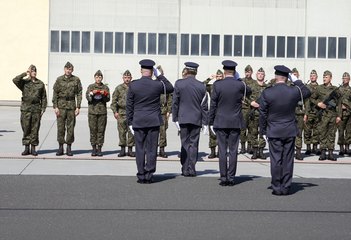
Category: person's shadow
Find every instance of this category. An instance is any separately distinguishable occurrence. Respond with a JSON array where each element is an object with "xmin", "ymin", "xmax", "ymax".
[
  {"xmin": 234, "ymin": 175, "xmax": 262, "ymax": 185},
  {"xmin": 267, "ymin": 182, "xmax": 318, "ymax": 194},
  {"xmin": 152, "ymin": 174, "xmax": 177, "ymax": 183}
]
